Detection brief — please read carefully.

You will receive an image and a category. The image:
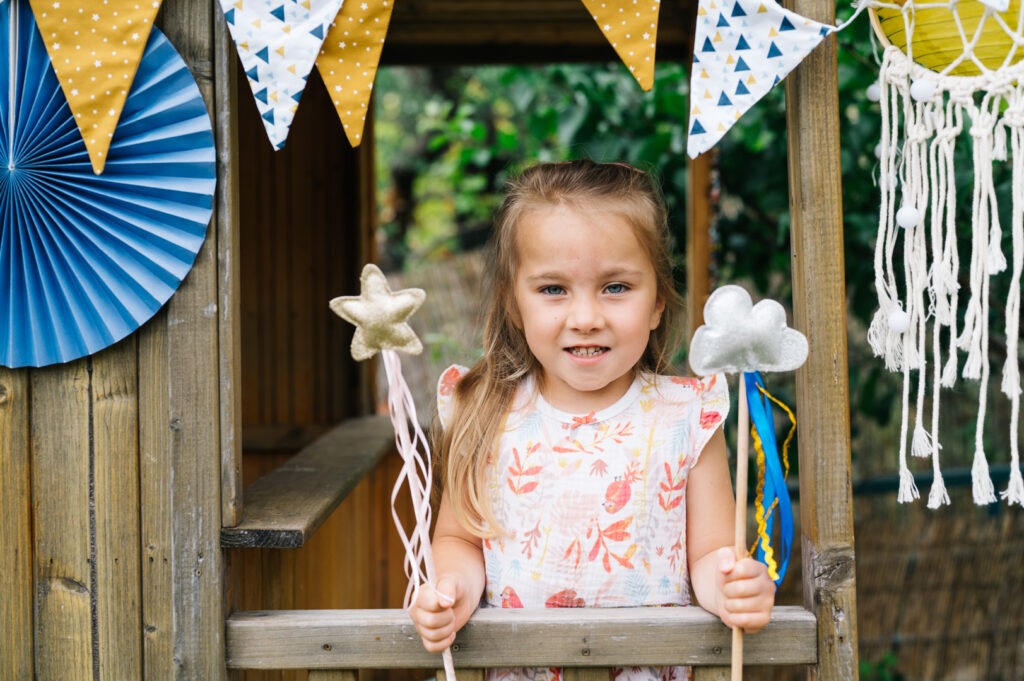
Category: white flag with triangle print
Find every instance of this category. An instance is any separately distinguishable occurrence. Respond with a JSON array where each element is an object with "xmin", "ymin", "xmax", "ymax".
[
  {"xmin": 219, "ymin": 0, "xmax": 347, "ymax": 149},
  {"xmin": 686, "ymin": 0, "xmax": 835, "ymax": 158}
]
